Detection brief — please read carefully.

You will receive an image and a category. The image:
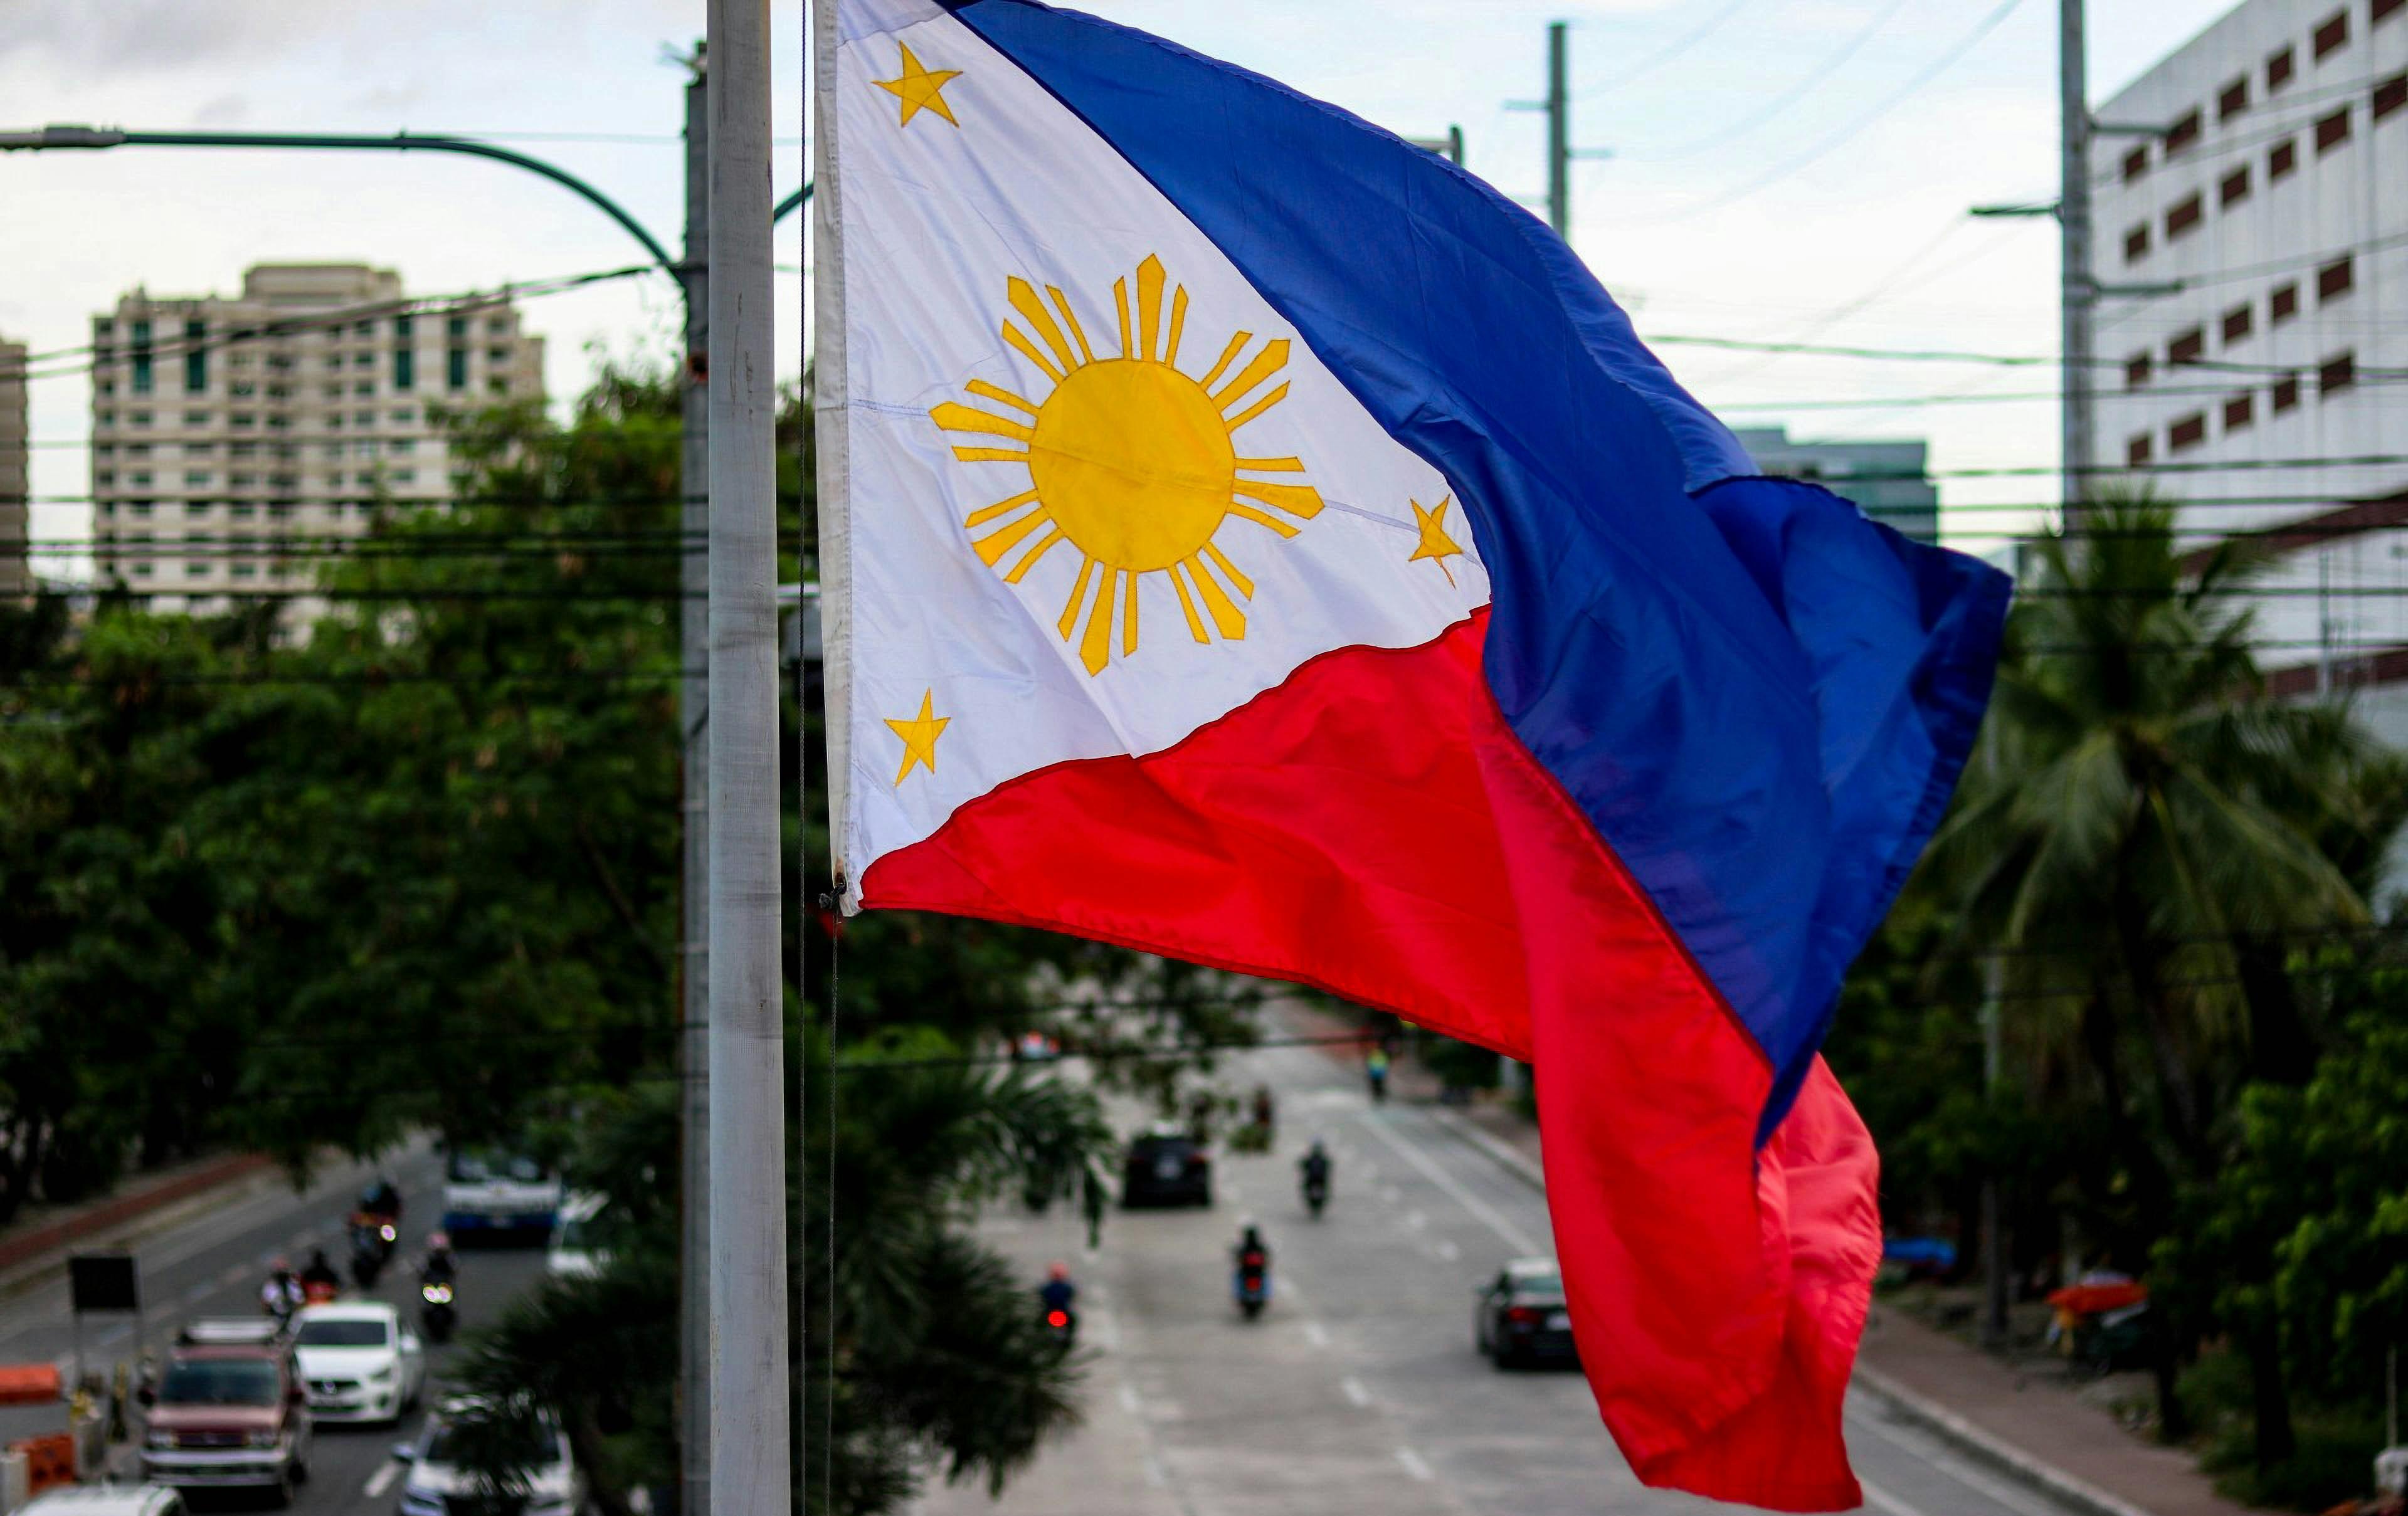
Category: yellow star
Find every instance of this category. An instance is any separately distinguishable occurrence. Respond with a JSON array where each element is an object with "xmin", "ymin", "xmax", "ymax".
[
  {"xmin": 875, "ymin": 43, "xmax": 963, "ymax": 129},
  {"xmin": 1408, "ymin": 495, "xmax": 1465, "ymax": 587},
  {"xmin": 886, "ymin": 688, "xmax": 950, "ymax": 785}
]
